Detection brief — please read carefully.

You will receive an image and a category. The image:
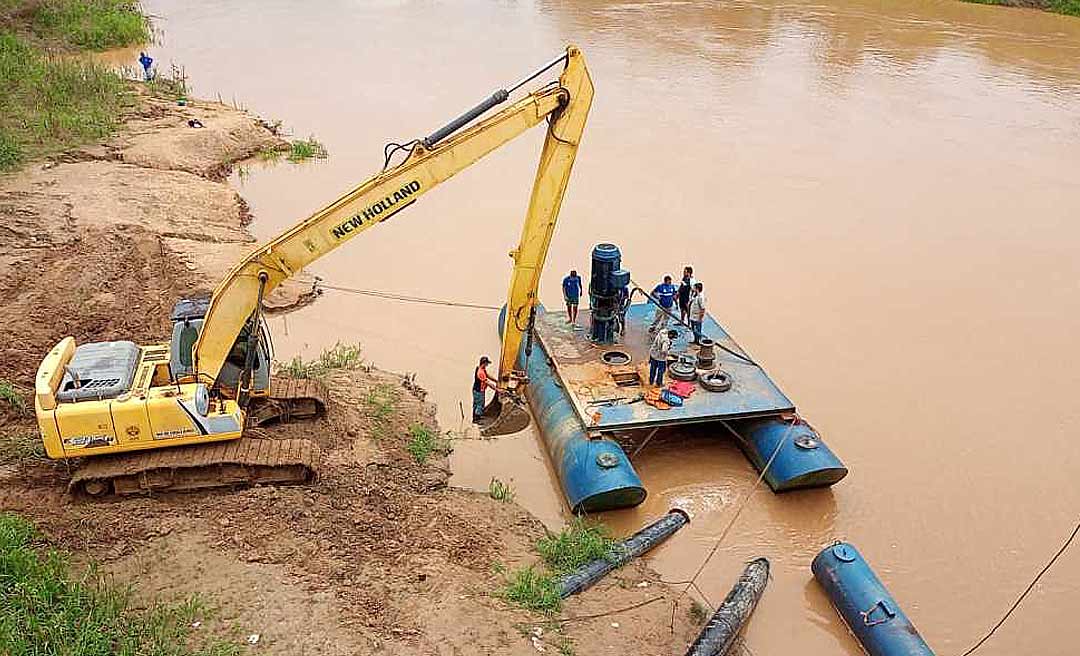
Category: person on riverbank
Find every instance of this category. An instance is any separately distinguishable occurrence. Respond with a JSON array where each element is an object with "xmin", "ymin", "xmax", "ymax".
[
  {"xmin": 138, "ymin": 51, "xmax": 154, "ymax": 81},
  {"xmin": 649, "ymin": 275, "xmax": 677, "ymax": 333},
  {"xmin": 562, "ymin": 269, "xmax": 582, "ymax": 324},
  {"xmin": 472, "ymin": 356, "xmax": 497, "ymax": 423},
  {"xmin": 649, "ymin": 328, "xmax": 678, "ymax": 386},
  {"xmin": 678, "ymin": 266, "xmax": 697, "ymax": 324},
  {"xmin": 688, "ymin": 282, "xmax": 706, "ymax": 344}
]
